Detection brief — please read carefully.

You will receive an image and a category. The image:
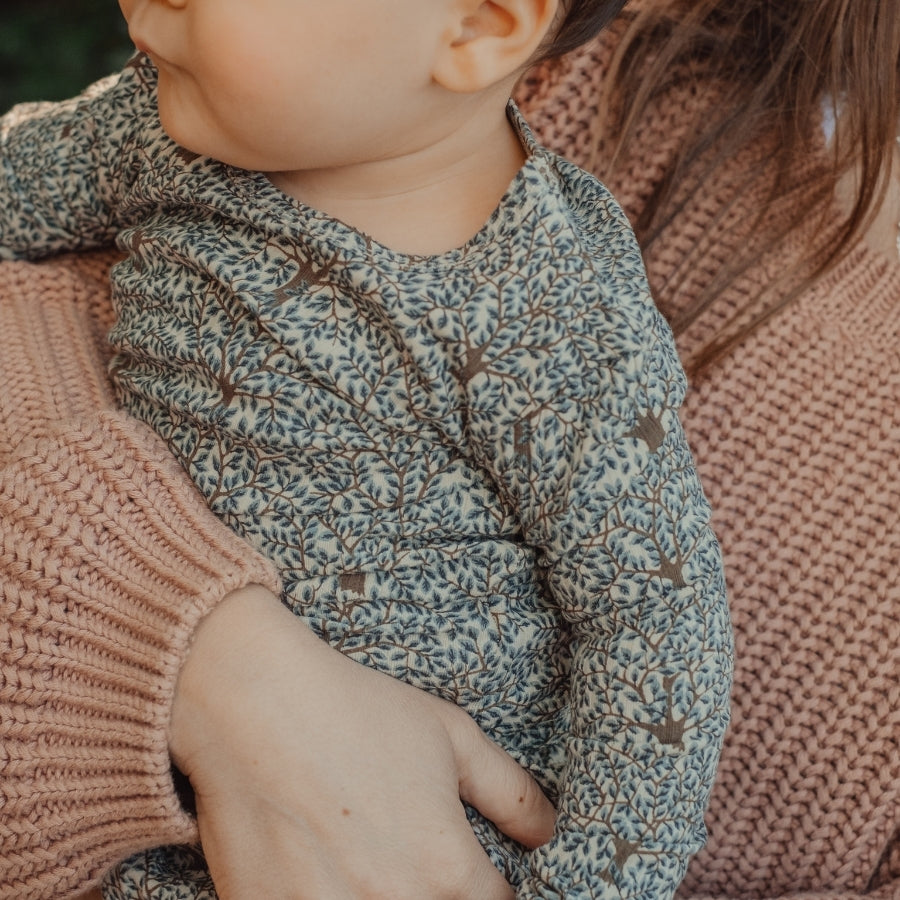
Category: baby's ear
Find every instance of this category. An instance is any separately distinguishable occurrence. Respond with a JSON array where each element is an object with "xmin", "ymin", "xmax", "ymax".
[{"xmin": 432, "ymin": 0, "xmax": 559, "ymax": 93}]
